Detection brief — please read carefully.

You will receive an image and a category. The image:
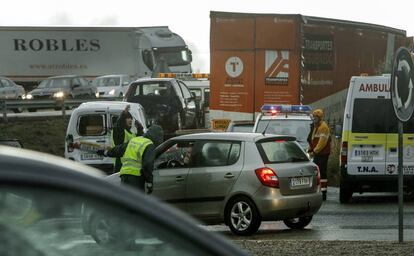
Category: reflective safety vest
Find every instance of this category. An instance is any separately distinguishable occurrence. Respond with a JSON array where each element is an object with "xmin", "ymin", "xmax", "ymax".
[
  {"xmin": 120, "ymin": 137, "xmax": 153, "ymax": 176},
  {"xmin": 111, "ymin": 129, "xmax": 135, "ymax": 147},
  {"xmin": 310, "ymin": 121, "xmax": 331, "ymax": 155}
]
